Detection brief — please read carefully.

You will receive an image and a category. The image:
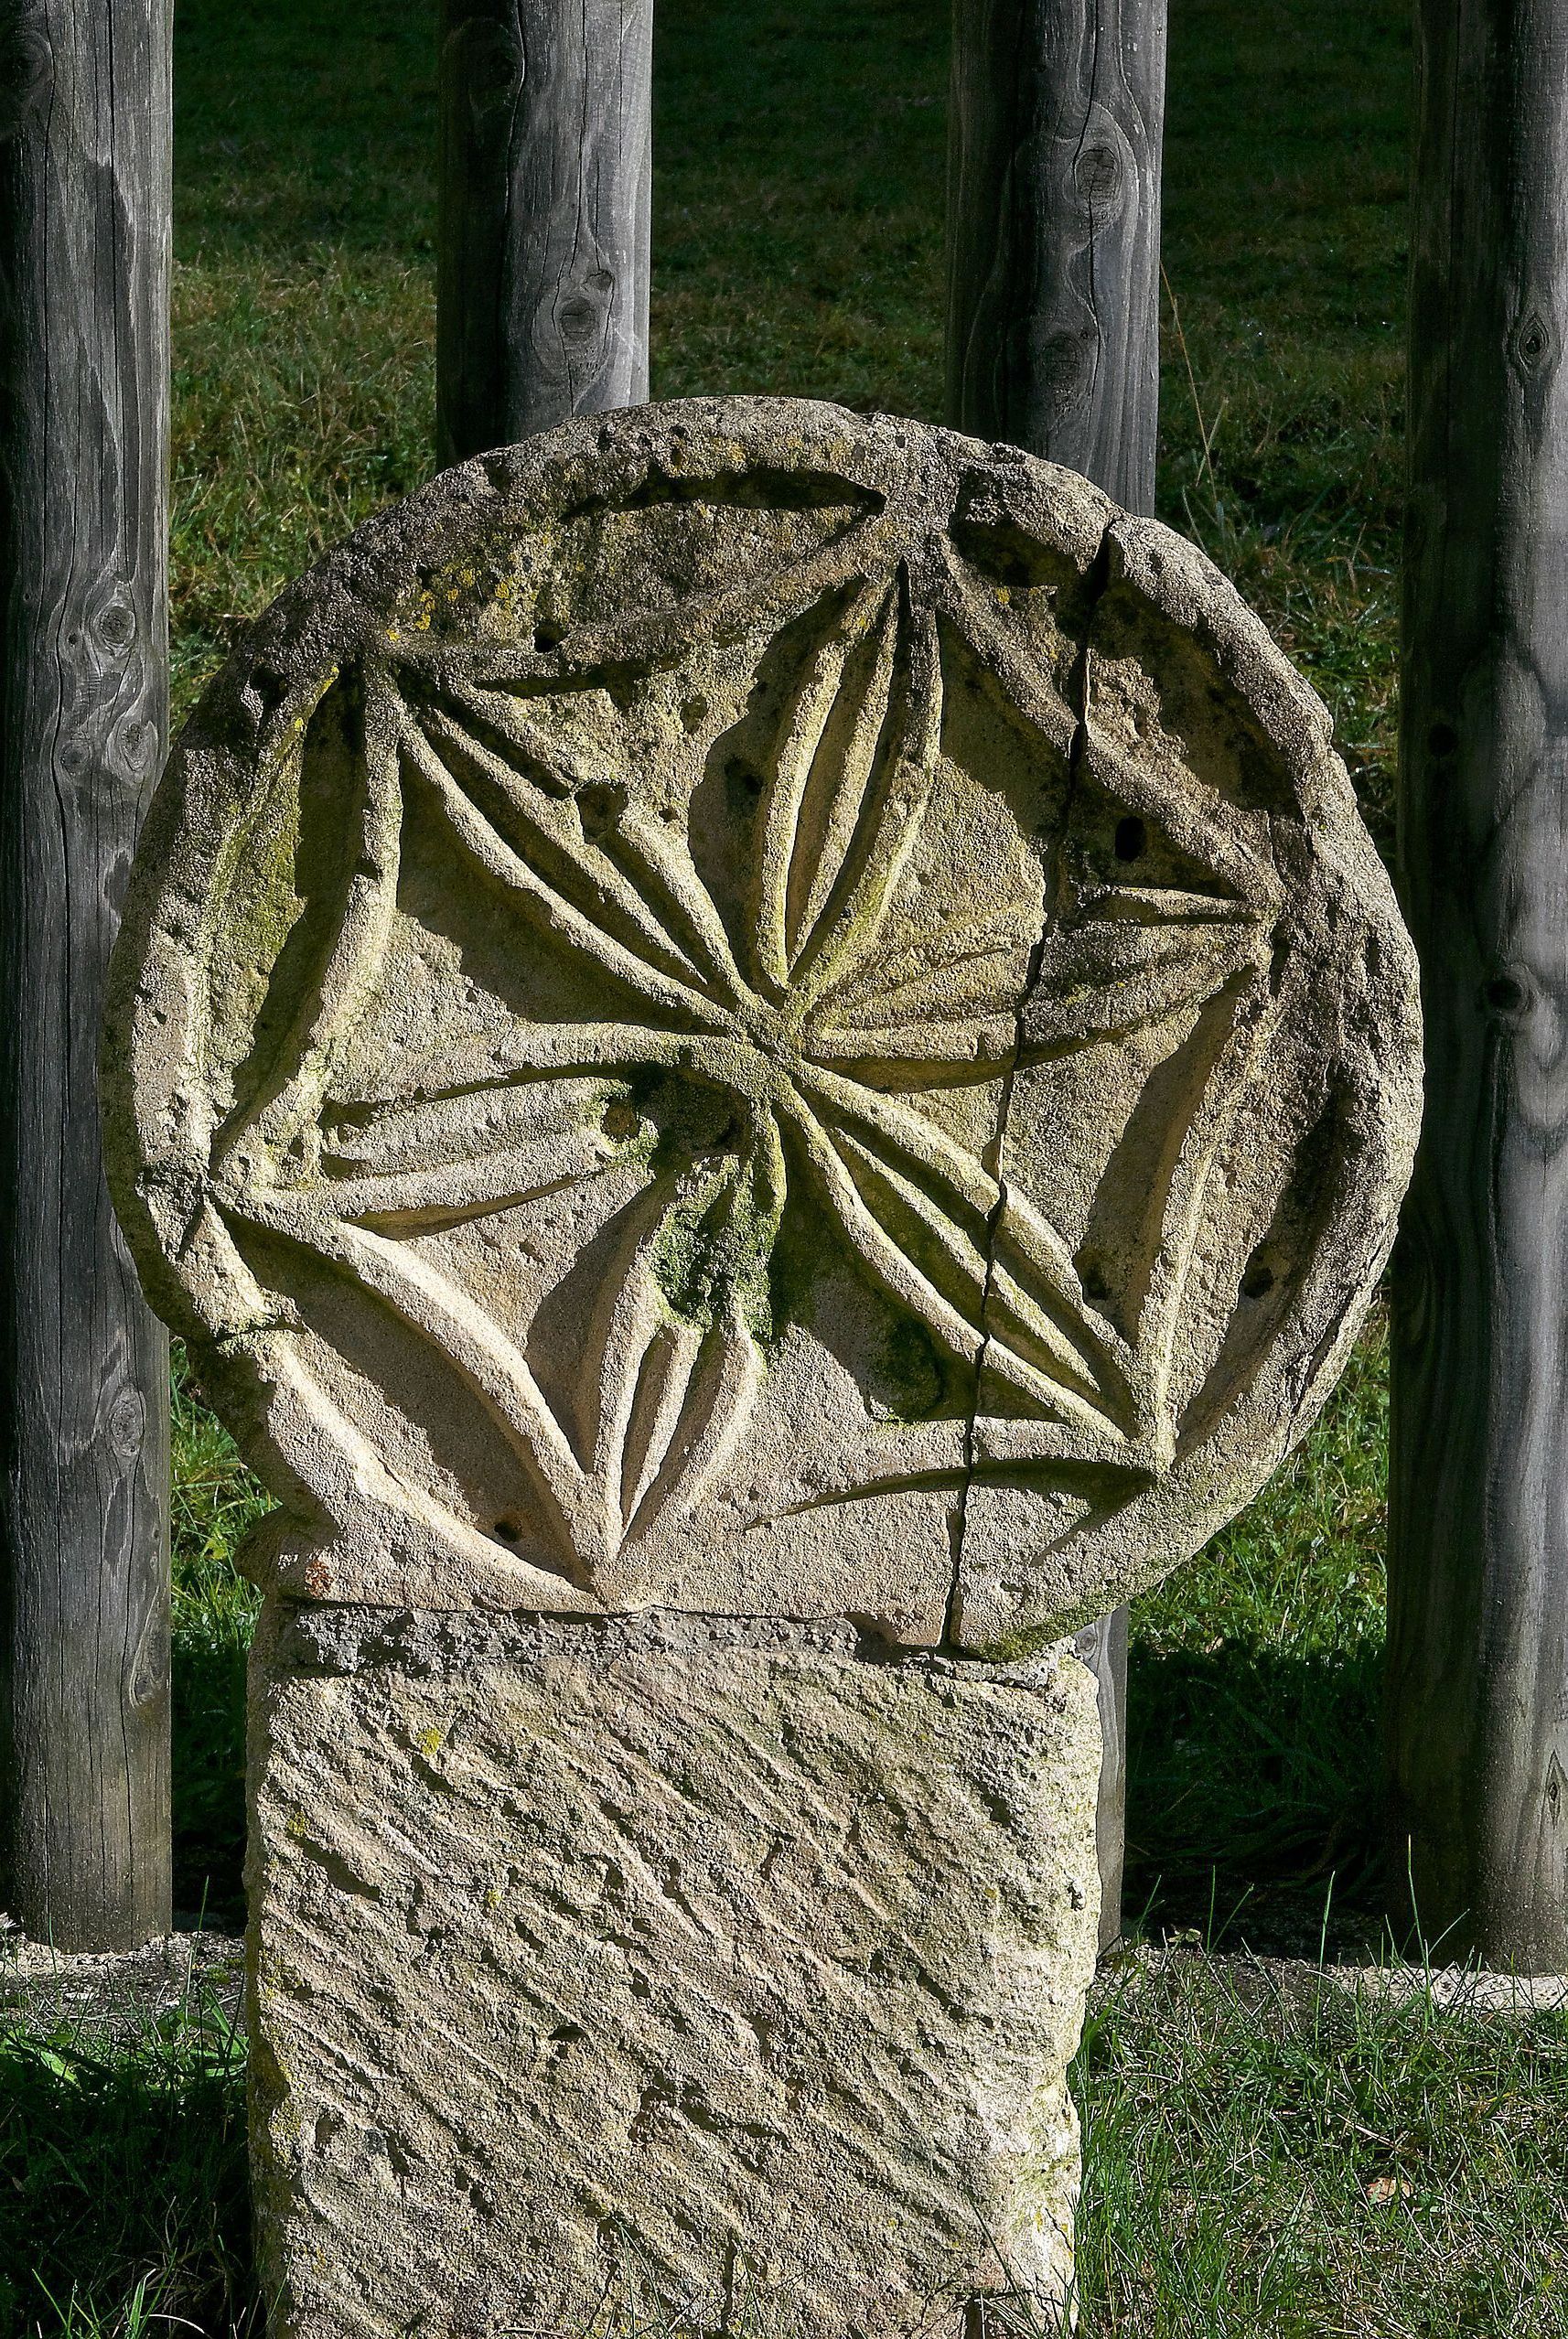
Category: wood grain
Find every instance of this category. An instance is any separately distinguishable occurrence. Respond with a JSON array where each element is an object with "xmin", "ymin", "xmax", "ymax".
[
  {"xmin": 945, "ymin": 0, "xmax": 1165, "ymax": 511},
  {"xmin": 0, "ymin": 0, "xmax": 173, "ymax": 1948},
  {"xmin": 436, "ymin": 0, "xmax": 653, "ymax": 464},
  {"xmin": 1388, "ymin": 0, "xmax": 1568, "ymax": 1971},
  {"xmin": 948, "ymin": 0, "xmax": 1166, "ymax": 1944}
]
